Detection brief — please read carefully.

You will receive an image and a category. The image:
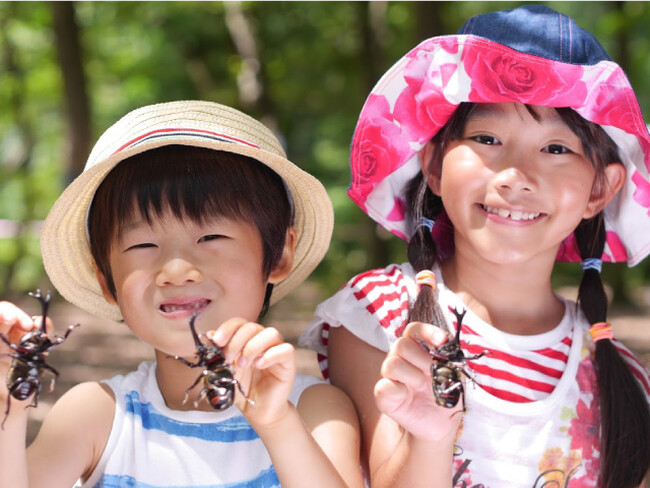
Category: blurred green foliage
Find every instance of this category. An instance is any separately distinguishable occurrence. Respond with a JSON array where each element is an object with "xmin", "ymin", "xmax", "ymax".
[{"xmin": 1, "ymin": 1, "xmax": 650, "ymax": 305}]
